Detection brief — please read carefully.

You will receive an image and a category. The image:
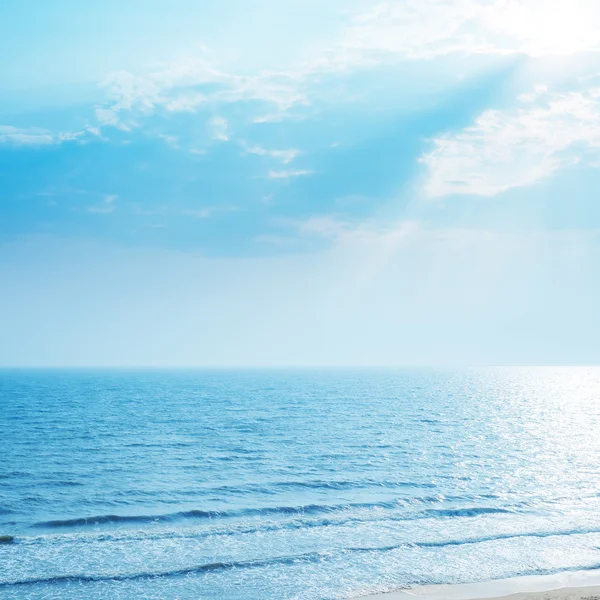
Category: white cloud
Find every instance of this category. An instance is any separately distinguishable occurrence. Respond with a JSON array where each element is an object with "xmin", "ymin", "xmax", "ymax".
[
  {"xmin": 57, "ymin": 131, "xmax": 86, "ymax": 142},
  {"xmin": 338, "ymin": 1, "xmax": 491, "ymax": 62},
  {"xmin": 96, "ymin": 57, "xmax": 307, "ymax": 130},
  {"xmin": 297, "ymin": 215, "xmax": 351, "ymax": 238},
  {"xmin": 0, "ymin": 126, "xmax": 88, "ymax": 146},
  {"xmin": 0, "ymin": 126, "xmax": 55, "ymax": 146},
  {"xmin": 259, "ymin": 216, "xmax": 423, "ymax": 261},
  {"xmin": 422, "ymin": 84, "xmax": 600, "ymax": 197},
  {"xmin": 165, "ymin": 93, "xmax": 207, "ymax": 112},
  {"xmin": 334, "ymin": 0, "xmax": 600, "ymax": 64},
  {"xmin": 95, "ymin": 108, "xmax": 120, "ymax": 126},
  {"xmin": 296, "ymin": 215, "xmax": 421, "ymax": 246},
  {"xmin": 245, "ymin": 145, "xmax": 301, "ymax": 164},
  {"xmin": 483, "ymin": 0, "xmax": 600, "ymax": 56},
  {"xmin": 100, "ymin": 70, "xmax": 164, "ymax": 112},
  {"xmin": 208, "ymin": 116, "xmax": 229, "ymax": 141},
  {"xmin": 268, "ymin": 169, "xmax": 312, "ymax": 179},
  {"xmin": 86, "ymin": 1, "xmax": 600, "ymax": 137}
]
